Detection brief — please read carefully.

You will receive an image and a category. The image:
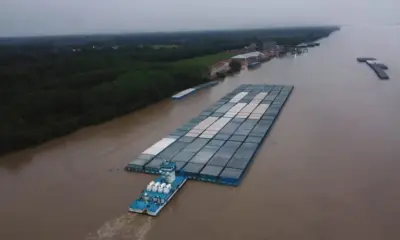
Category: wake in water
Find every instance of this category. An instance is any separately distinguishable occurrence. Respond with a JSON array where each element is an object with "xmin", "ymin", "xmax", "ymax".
[{"xmin": 86, "ymin": 213, "xmax": 153, "ymax": 240}]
